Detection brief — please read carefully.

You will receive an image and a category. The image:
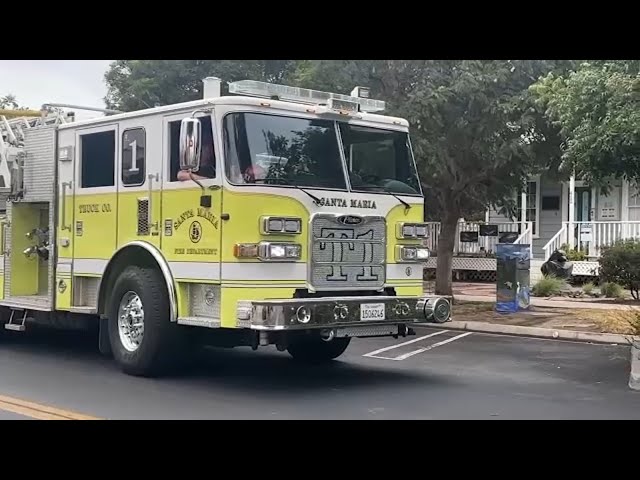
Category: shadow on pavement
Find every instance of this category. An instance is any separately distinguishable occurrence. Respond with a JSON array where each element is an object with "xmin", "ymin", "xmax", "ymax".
[
  {"xmin": 0, "ymin": 327, "xmax": 444, "ymax": 395},
  {"xmin": 180, "ymin": 346, "xmax": 438, "ymax": 394}
]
